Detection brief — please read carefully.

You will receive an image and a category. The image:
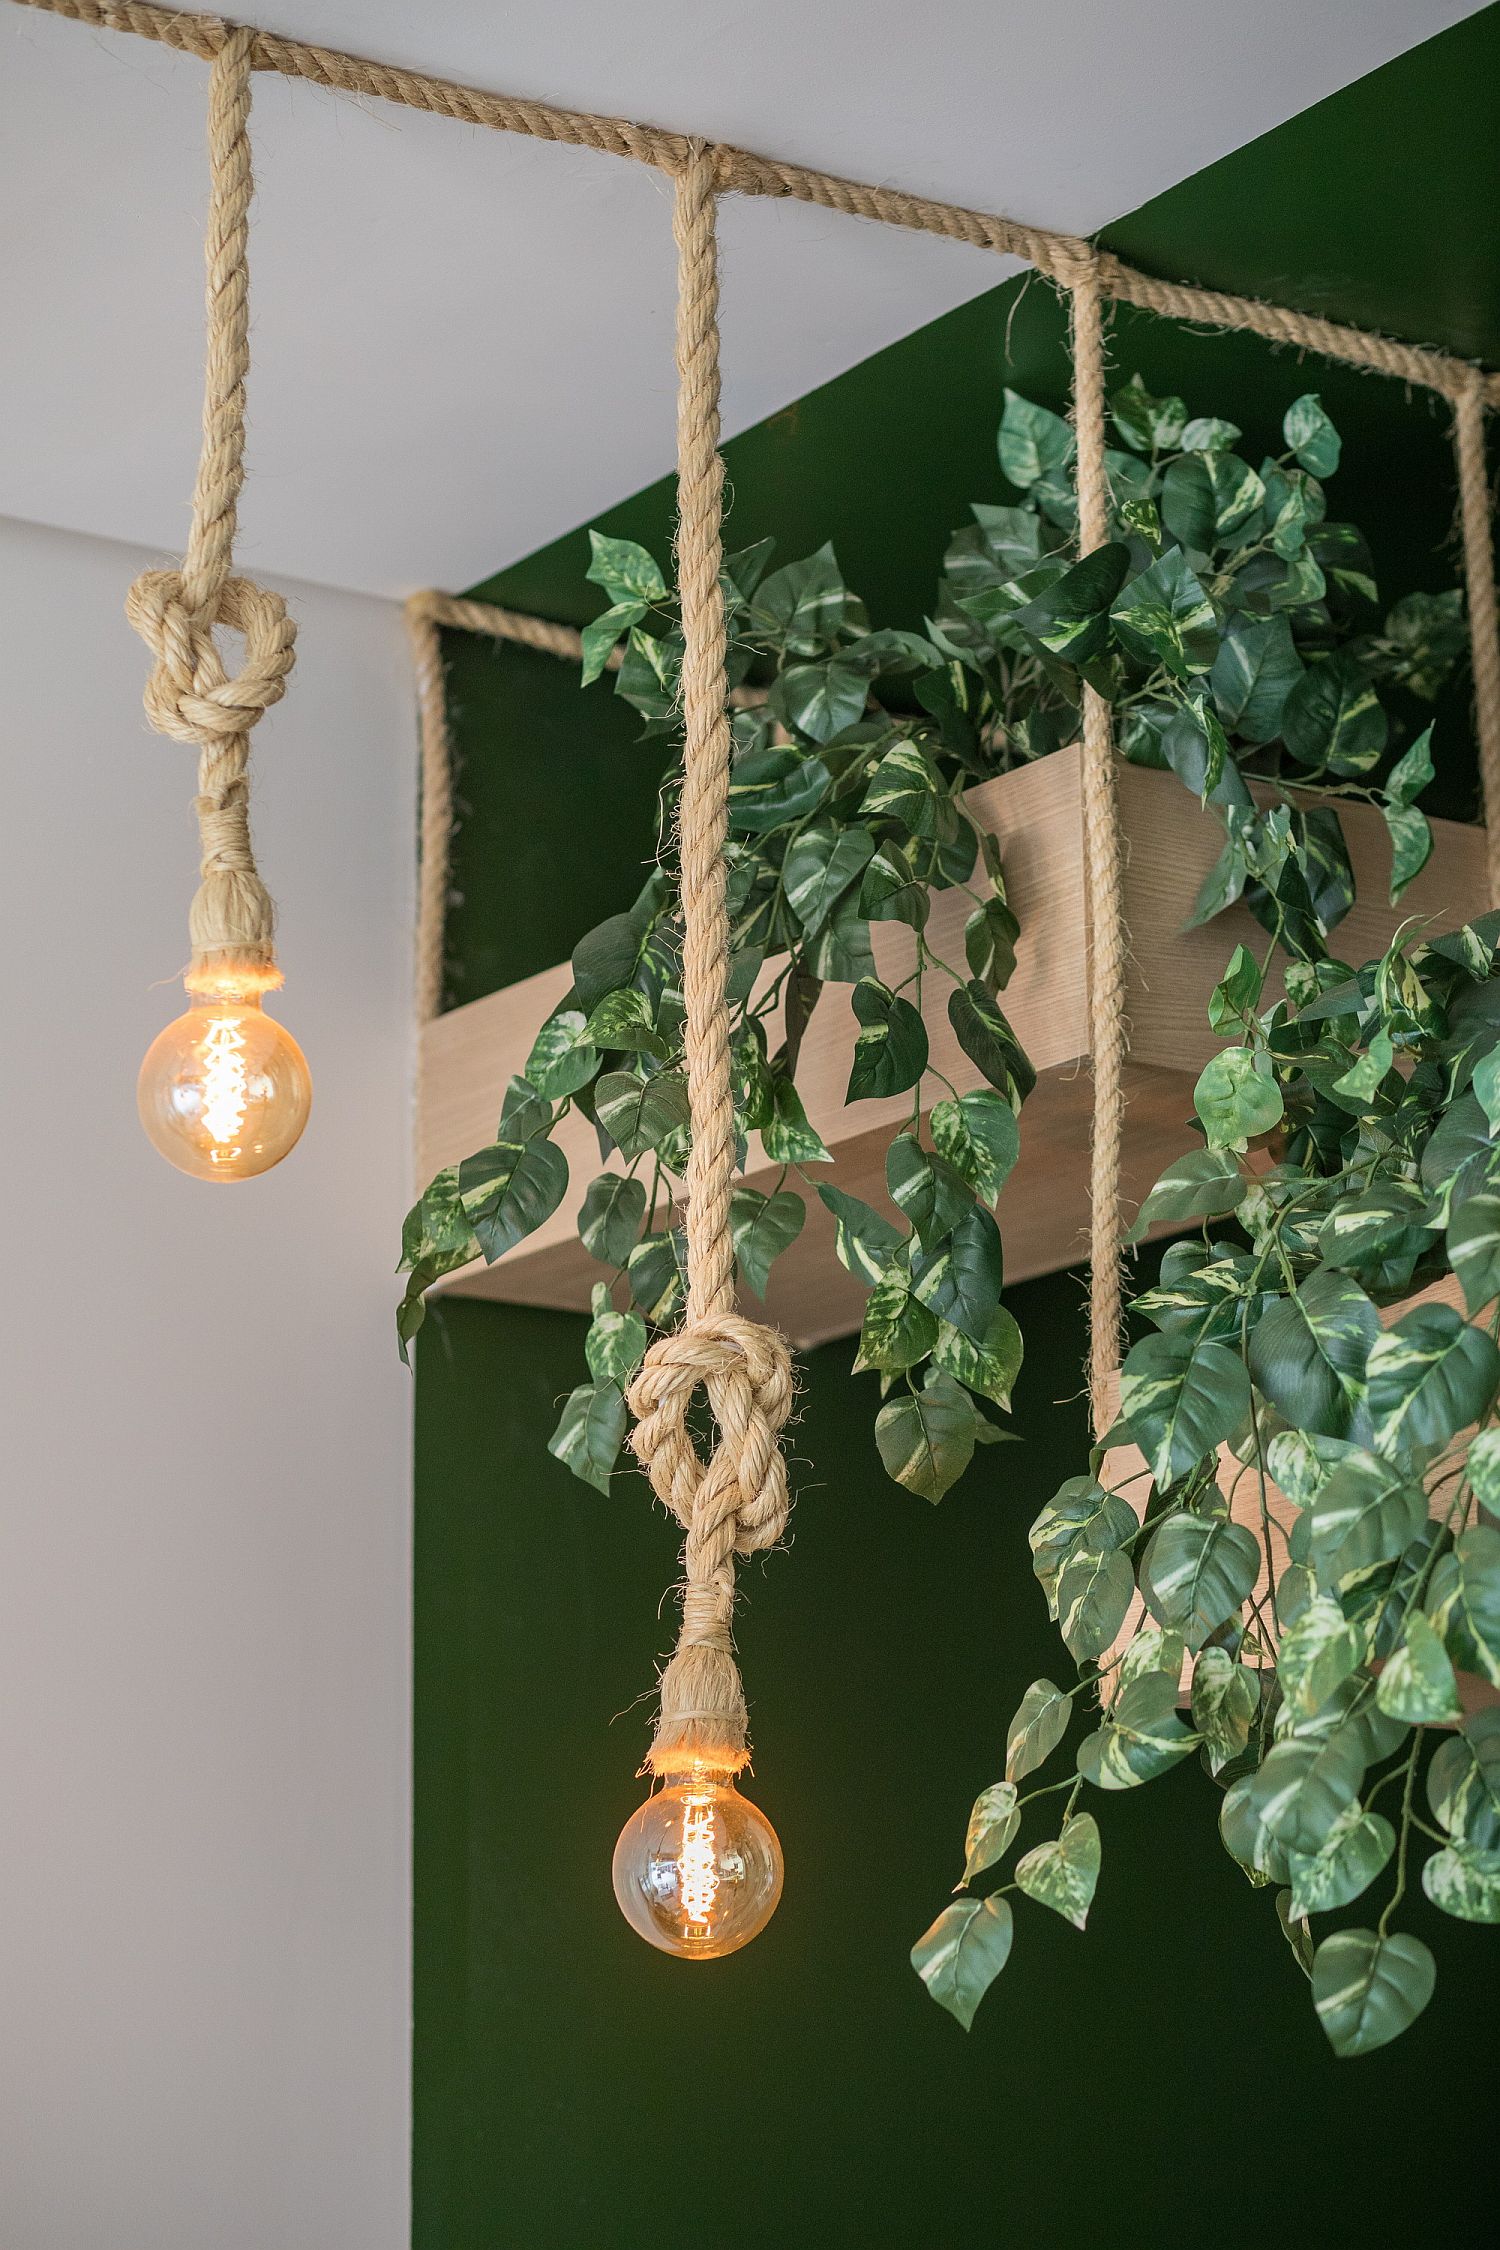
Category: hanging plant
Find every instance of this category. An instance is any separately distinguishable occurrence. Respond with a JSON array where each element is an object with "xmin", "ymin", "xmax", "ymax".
[
  {"xmin": 916, "ymin": 910, "xmax": 1500, "ymax": 2053},
  {"xmin": 398, "ymin": 382, "xmax": 1463, "ymax": 1503}
]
